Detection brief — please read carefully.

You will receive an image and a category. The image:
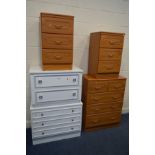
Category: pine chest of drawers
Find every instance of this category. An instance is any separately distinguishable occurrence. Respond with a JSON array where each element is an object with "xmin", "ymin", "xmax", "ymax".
[
  {"xmin": 30, "ymin": 66, "xmax": 83, "ymax": 145},
  {"xmin": 82, "ymin": 75, "xmax": 126, "ymax": 131},
  {"xmin": 88, "ymin": 32, "xmax": 125, "ymax": 77},
  {"xmin": 41, "ymin": 13, "xmax": 74, "ymax": 71}
]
